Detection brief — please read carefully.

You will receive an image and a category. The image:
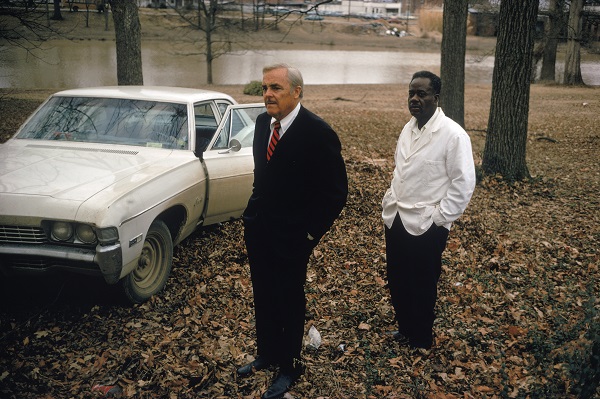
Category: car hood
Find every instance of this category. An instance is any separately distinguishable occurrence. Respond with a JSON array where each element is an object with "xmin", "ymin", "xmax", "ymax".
[{"xmin": 0, "ymin": 141, "xmax": 177, "ymax": 201}]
